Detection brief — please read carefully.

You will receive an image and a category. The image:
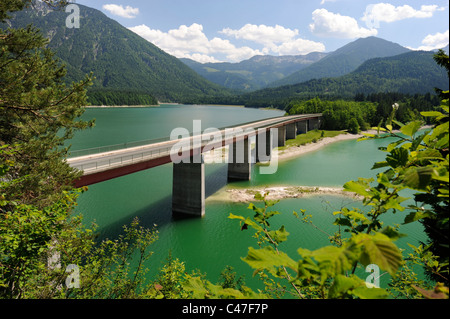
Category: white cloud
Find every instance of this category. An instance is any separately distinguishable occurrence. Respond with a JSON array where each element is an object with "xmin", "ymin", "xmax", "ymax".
[
  {"xmin": 220, "ymin": 24, "xmax": 299, "ymax": 46},
  {"xmin": 362, "ymin": 3, "xmax": 444, "ymax": 24},
  {"xmin": 130, "ymin": 22, "xmax": 326, "ymax": 63},
  {"xmin": 102, "ymin": 4, "xmax": 139, "ymax": 19},
  {"xmin": 220, "ymin": 24, "xmax": 325, "ymax": 56},
  {"xmin": 129, "ymin": 23, "xmax": 263, "ymax": 63},
  {"xmin": 310, "ymin": 9, "xmax": 378, "ymax": 38},
  {"xmin": 320, "ymin": 0, "xmax": 337, "ymax": 4},
  {"xmin": 409, "ymin": 30, "xmax": 449, "ymax": 51},
  {"xmin": 272, "ymin": 38, "xmax": 326, "ymax": 55}
]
